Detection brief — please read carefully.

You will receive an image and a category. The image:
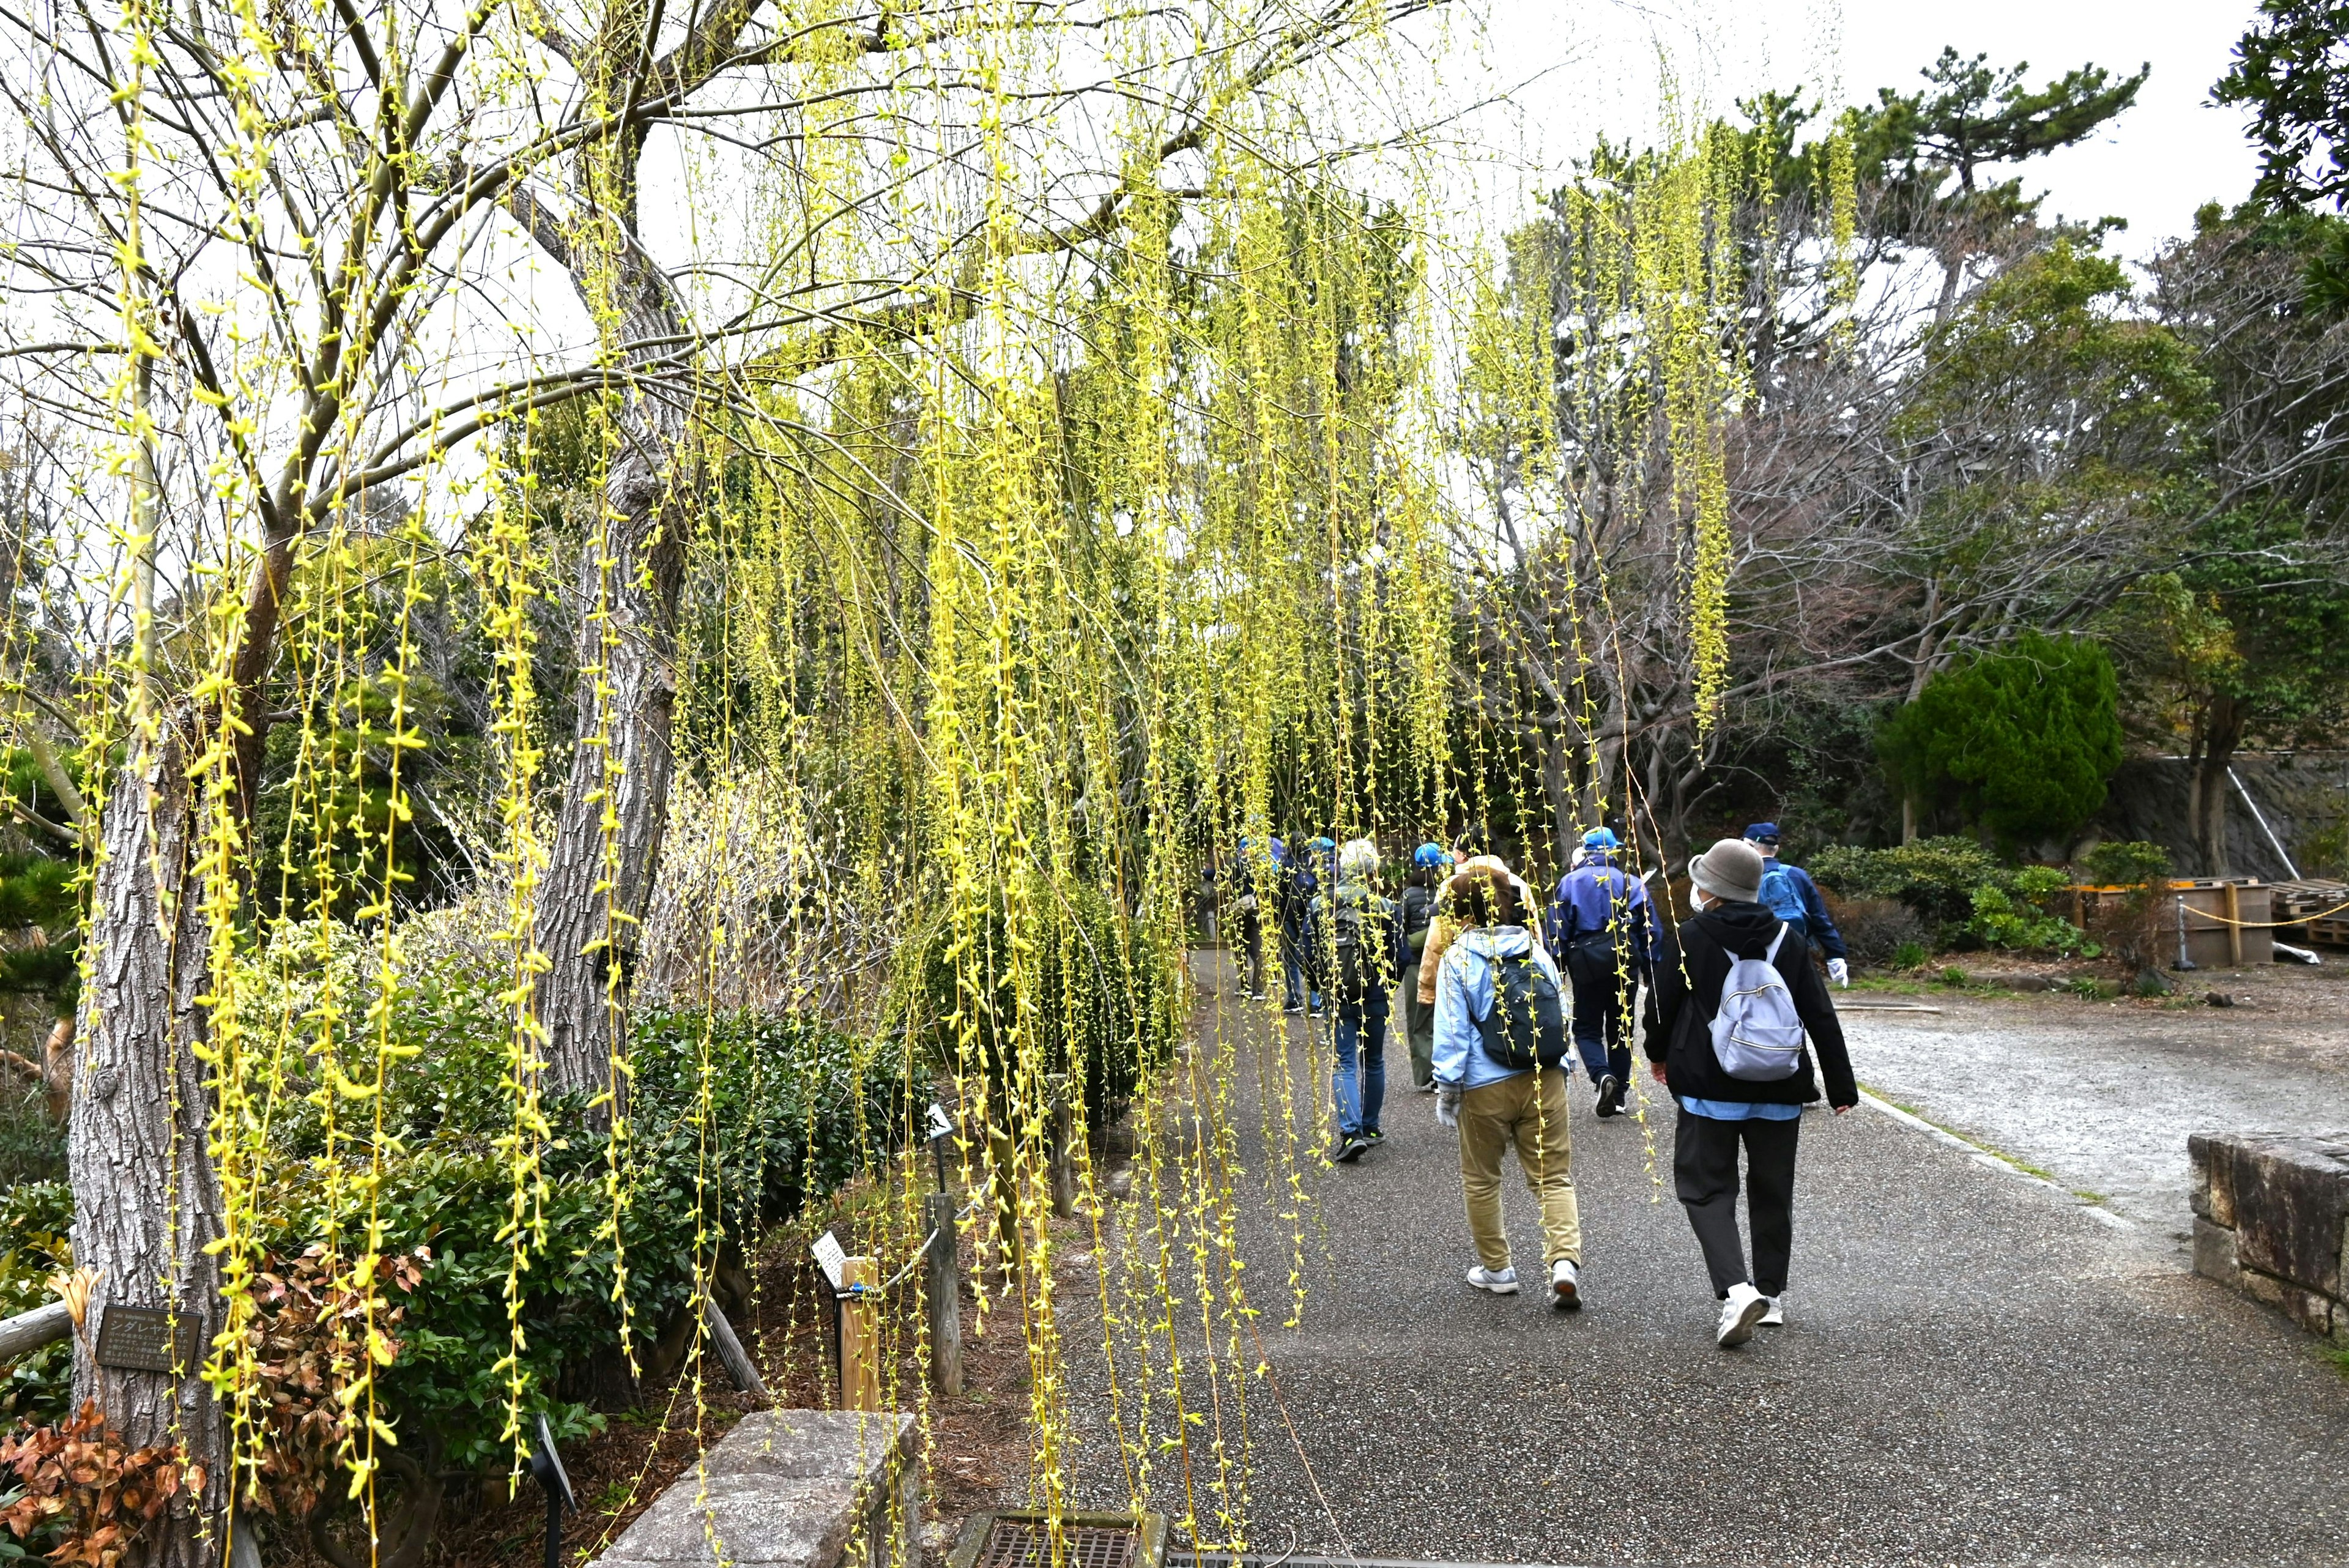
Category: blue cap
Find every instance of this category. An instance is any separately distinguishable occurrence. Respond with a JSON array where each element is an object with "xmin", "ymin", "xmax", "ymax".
[
  {"xmin": 1412, "ymin": 842, "xmax": 1447, "ymax": 868},
  {"xmin": 1581, "ymin": 827, "xmax": 1621, "ymax": 851},
  {"xmin": 1307, "ymin": 836, "xmax": 1335, "ymax": 852},
  {"xmin": 1744, "ymin": 822, "xmax": 1781, "ymax": 842}
]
